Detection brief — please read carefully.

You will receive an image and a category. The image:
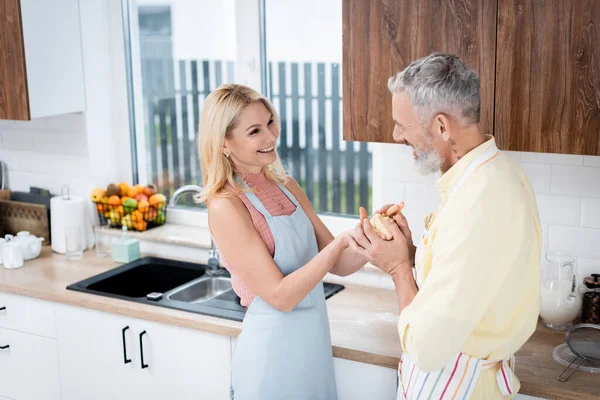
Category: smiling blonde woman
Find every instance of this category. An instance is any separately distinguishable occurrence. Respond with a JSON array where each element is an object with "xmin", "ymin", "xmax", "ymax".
[{"xmin": 197, "ymin": 84, "xmax": 367, "ymax": 400}]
